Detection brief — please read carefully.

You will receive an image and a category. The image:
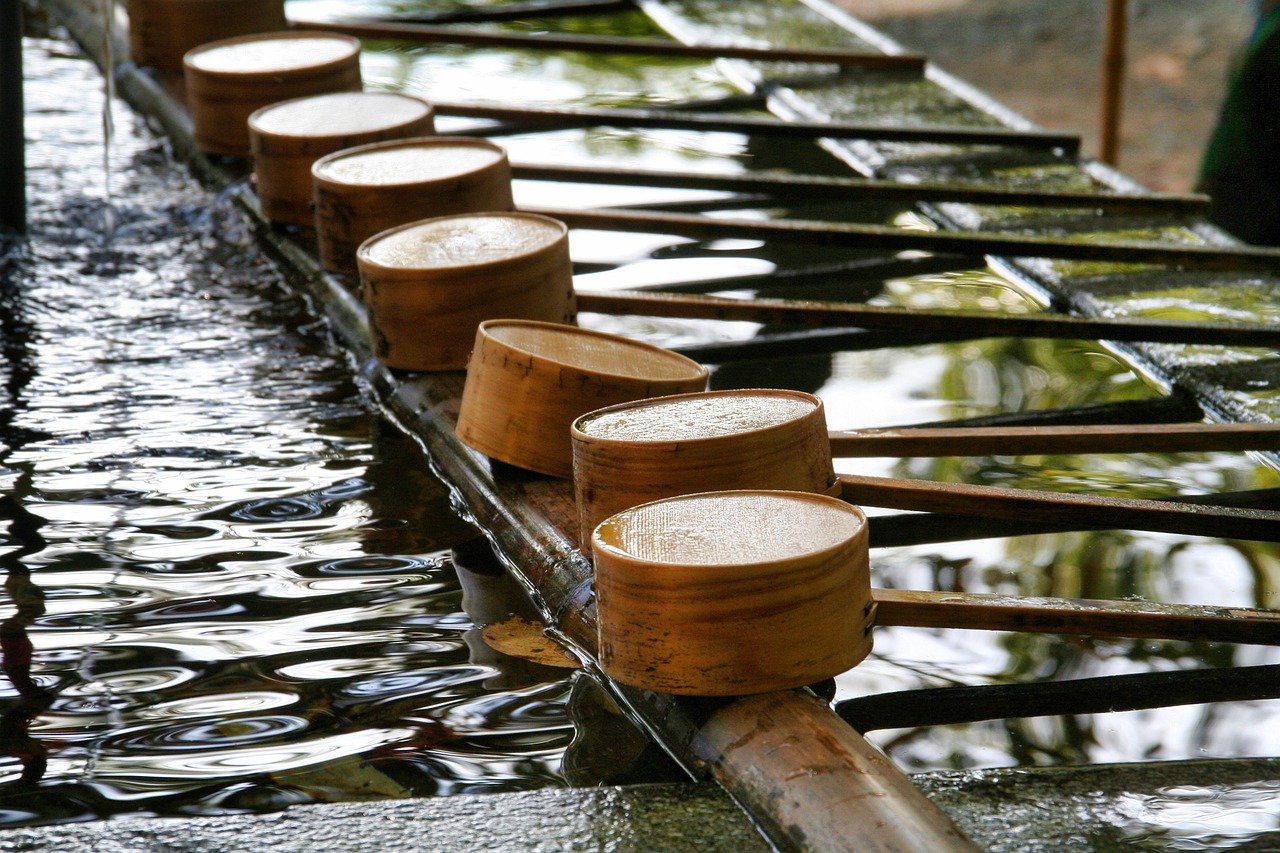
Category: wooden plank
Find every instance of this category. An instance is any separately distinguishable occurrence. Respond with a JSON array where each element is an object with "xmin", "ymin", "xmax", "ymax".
[
  {"xmin": 871, "ymin": 588, "xmax": 1280, "ymax": 645},
  {"xmin": 829, "ymin": 421, "xmax": 1280, "ymax": 457},
  {"xmin": 535, "ymin": 206, "xmax": 1280, "ymax": 270},
  {"xmin": 577, "ymin": 289, "xmax": 1280, "ymax": 347},
  {"xmin": 838, "ymin": 473, "xmax": 1280, "ymax": 541},
  {"xmin": 514, "ymin": 161, "xmax": 1210, "ymax": 213},
  {"xmin": 288, "ymin": 17, "xmax": 929, "ymax": 72},
  {"xmin": 837, "ymin": 664, "xmax": 1280, "ymax": 733},
  {"xmin": 431, "ymin": 100, "xmax": 1080, "ymax": 151}
]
